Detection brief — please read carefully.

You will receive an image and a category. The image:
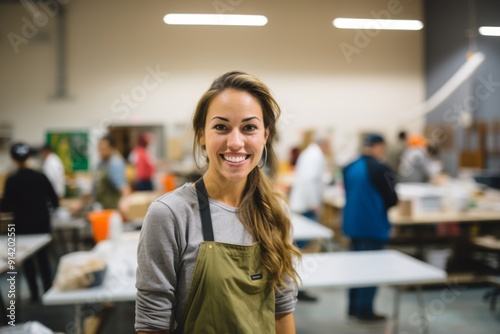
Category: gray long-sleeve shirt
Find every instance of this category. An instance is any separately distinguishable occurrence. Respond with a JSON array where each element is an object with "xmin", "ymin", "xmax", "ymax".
[{"xmin": 135, "ymin": 183, "xmax": 298, "ymax": 332}]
